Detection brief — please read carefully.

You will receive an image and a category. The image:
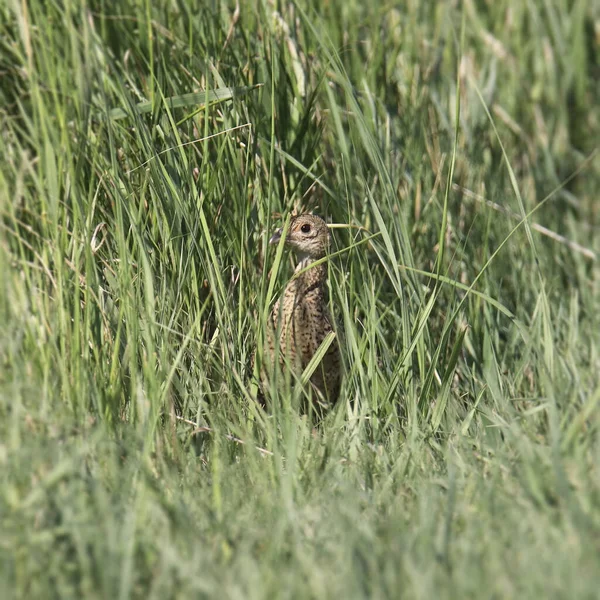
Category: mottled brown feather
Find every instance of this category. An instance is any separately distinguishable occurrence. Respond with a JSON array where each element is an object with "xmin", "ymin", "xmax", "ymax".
[{"xmin": 261, "ymin": 215, "xmax": 342, "ymax": 411}]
